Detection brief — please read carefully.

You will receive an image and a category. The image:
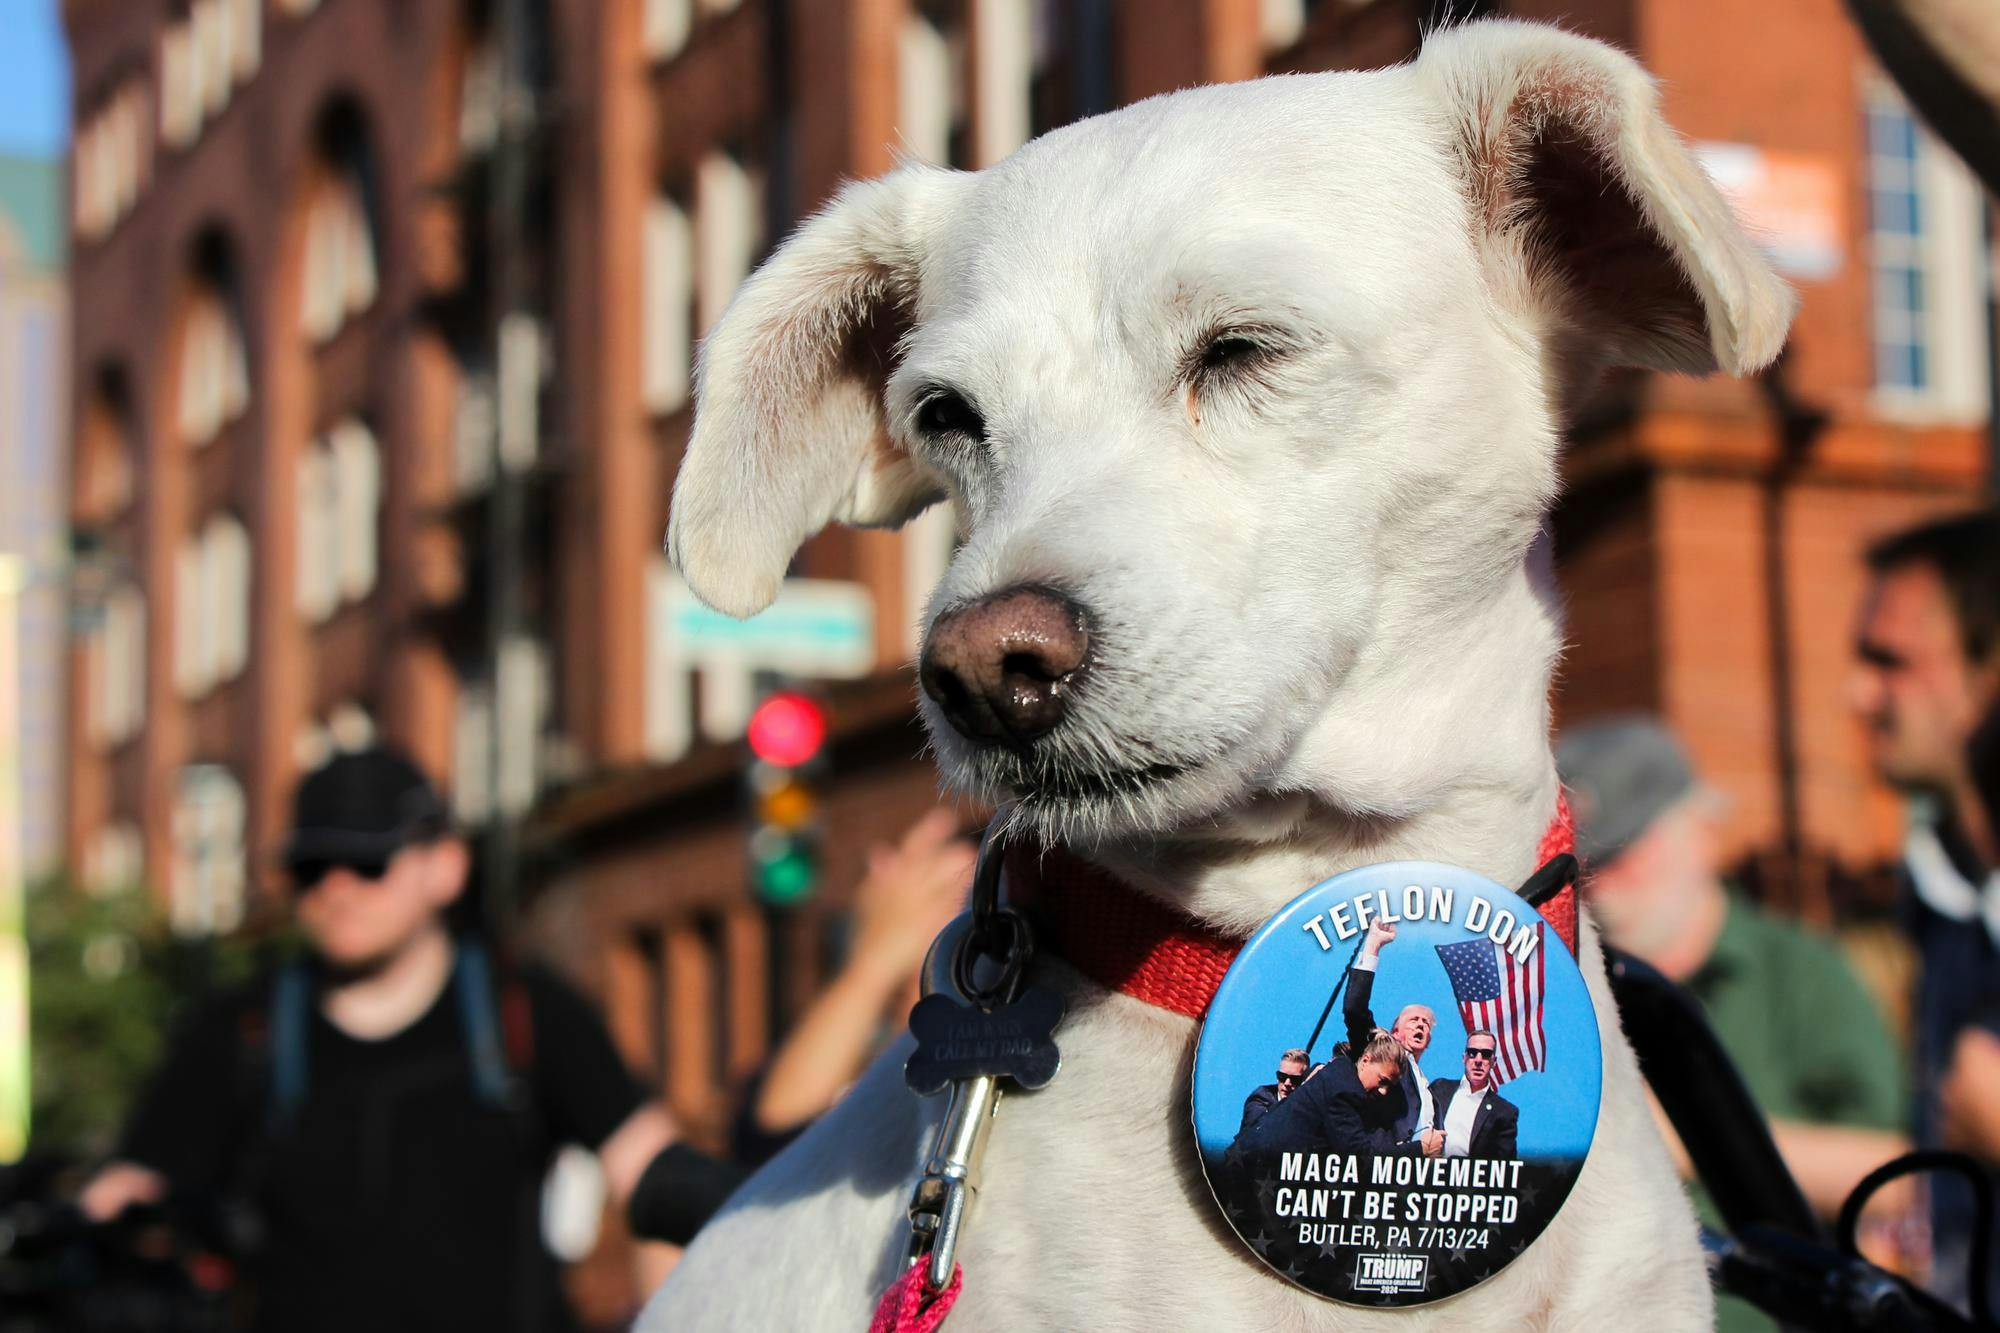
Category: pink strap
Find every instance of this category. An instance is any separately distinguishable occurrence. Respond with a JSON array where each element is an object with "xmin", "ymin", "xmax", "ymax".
[{"xmin": 869, "ymin": 1261, "xmax": 962, "ymax": 1332}]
